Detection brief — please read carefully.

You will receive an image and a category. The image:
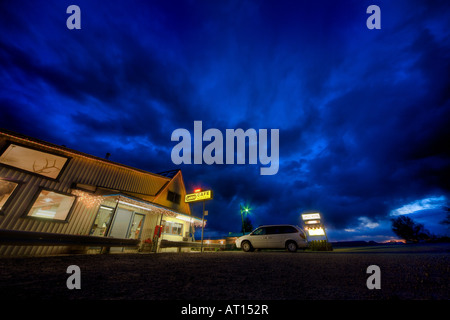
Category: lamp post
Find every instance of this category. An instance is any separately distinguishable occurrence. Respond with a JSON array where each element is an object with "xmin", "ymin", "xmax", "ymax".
[{"xmin": 240, "ymin": 204, "xmax": 249, "ymax": 235}]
